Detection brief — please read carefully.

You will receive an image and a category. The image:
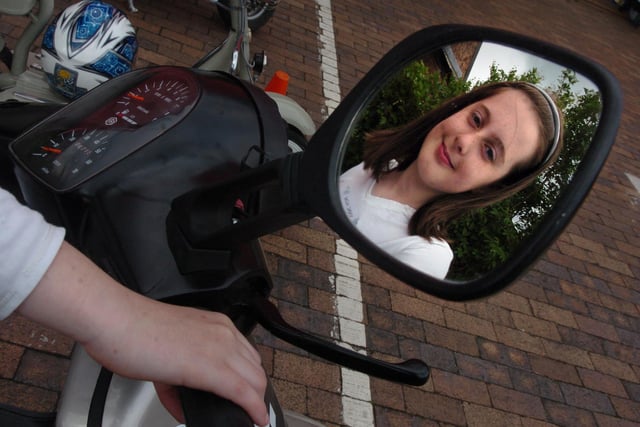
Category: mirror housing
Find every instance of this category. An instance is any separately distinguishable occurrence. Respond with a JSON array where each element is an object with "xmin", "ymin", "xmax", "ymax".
[{"xmin": 300, "ymin": 25, "xmax": 622, "ymax": 301}]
